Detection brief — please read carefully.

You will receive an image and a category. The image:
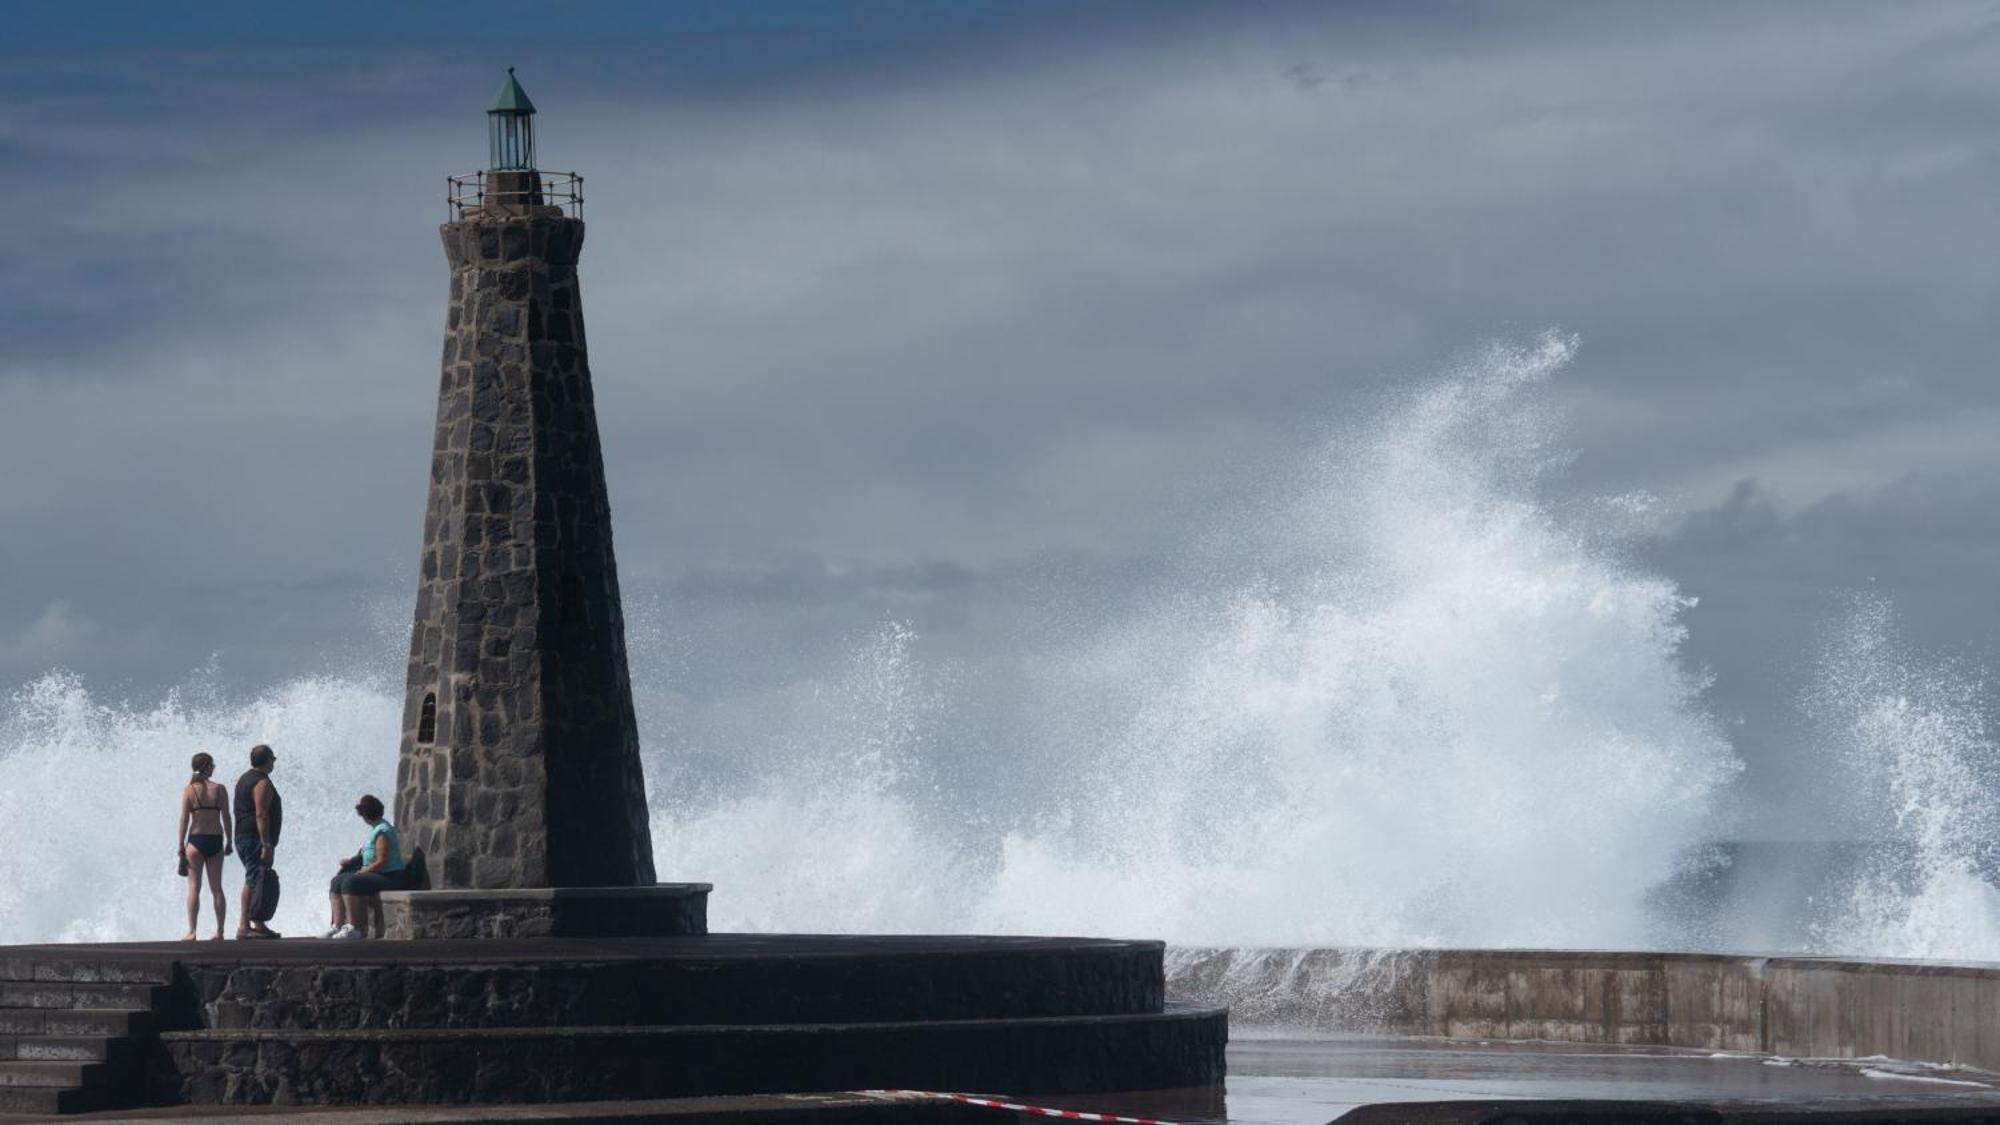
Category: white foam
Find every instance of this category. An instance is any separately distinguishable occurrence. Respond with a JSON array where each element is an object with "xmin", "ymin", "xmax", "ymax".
[
  {"xmin": 0, "ymin": 670, "xmax": 397, "ymax": 942},
  {"xmin": 0, "ymin": 336, "xmax": 1764, "ymax": 949},
  {"xmin": 656, "ymin": 335, "xmax": 1742, "ymax": 947},
  {"xmin": 1806, "ymin": 602, "xmax": 2000, "ymax": 961}
]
